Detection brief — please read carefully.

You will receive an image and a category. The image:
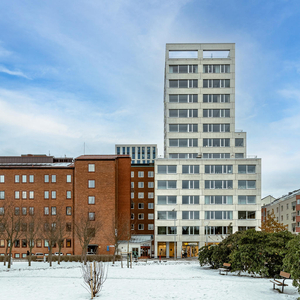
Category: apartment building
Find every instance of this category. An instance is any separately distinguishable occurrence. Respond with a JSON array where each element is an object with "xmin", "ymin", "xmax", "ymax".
[
  {"xmin": 155, "ymin": 43, "xmax": 261, "ymax": 258},
  {"xmin": 0, "ymin": 154, "xmax": 131, "ymax": 258},
  {"xmin": 262, "ymin": 189, "xmax": 300, "ymax": 233}
]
